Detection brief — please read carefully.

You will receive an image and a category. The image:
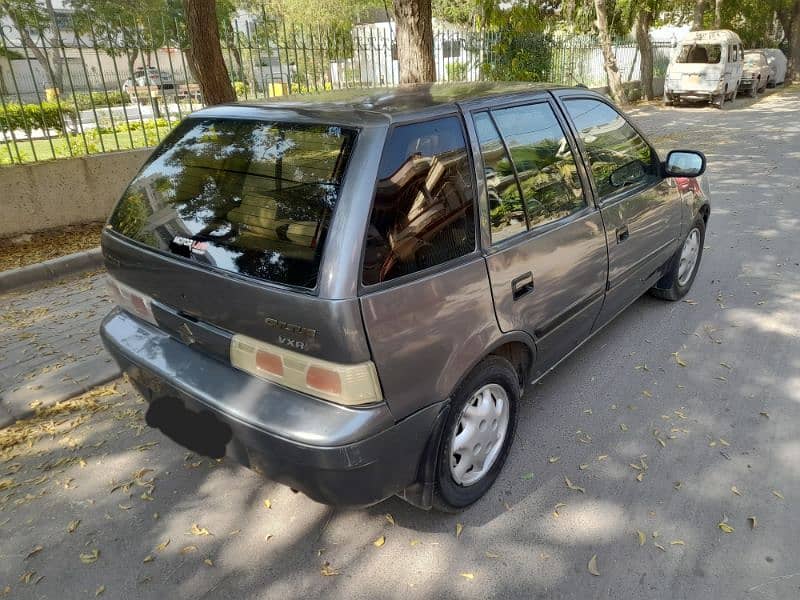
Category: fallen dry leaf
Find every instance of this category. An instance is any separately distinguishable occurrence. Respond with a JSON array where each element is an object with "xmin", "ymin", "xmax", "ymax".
[
  {"xmin": 671, "ymin": 540, "xmax": 685, "ymax": 546},
  {"xmin": 385, "ymin": 514, "xmax": 395, "ymax": 526},
  {"xmin": 142, "ymin": 555, "xmax": 155, "ymax": 564},
  {"xmin": 460, "ymin": 572, "xmax": 475, "ymax": 581},
  {"xmin": 772, "ymin": 490, "xmax": 784, "ymax": 500},
  {"xmin": 485, "ymin": 551, "xmax": 500, "ymax": 559},
  {"xmin": 587, "ymin": 554, "xmax": 599, "ymax": 576},
  {"xmin": 654, "ymin": 543, "xmax": 666, "ymax": 551},
  {"xmin": 731, "ymin": 486, "xmax": 742, "ymax": 496},
  {"xmin": 204, "ymin": 558, "xmax": 213, "ymax": 566},
  {"xmin": 672, "ymin": 352, "xmax": 688, "ymax": 367},
  {"xmin": 748, "ymin": 516, "xmax": 757, "ymax": 529},
  {"xmin": 456, "ymin": 523, "xmax": 464, "ymax": 538},
  {"xmin": 553, "ymin": 502, "xmax": 567, "ymax": 518},
  {"xmin": 320, "ymin": 562, "xmax": 339, "ymax": 576},
  {"xmin": 95, "ymin": 585, "xmax": 105, "ymax": 596},
  {"xmin": 180, "ymin": 546, "xmax": 198, "ymax": 555},
  {"xmin": 565, "ymin": 477, "xmax": 585, "ymax": 493},
  {"xmin": 80, "ymin": 549, "xmax": 100, "ymax": 564},
  {"xmin": 373, "ymin": 535, "xmax": 385, "ymax": 548},
  {"xmin": 718, "ymin": 518, "xmax": 734, "ymax": 534},
  {"xmin": 637, "ymin": 530, "xmax": 646, "ymax": 546},
  {"xmin": 155, "ymin": 539, "xmax": 170, "ymax": 552},
  {"xmin": 20, "ymin": 571, "xmax": 35, "ymax": 584},
  {"xmin": 521, "ymin": 472, "xmax": 535, "ymax": 480},
  {"xmin": 548, "ymin": 456, "xmax": 561, "ymax": 464},
  {"xmin": 189, "ymin": 523, "xmax": 212, "ymax": 536},
  {"xmin": 25, "ymin": 545, "xmax": 43, "ymax": 560},
  {"xmin": 67, "ymin": 520, "xmax": 80, "ymax": 533},
  {"xmin": 263, "ymin": 499, "xmax": 272, "ymax": 509}
]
